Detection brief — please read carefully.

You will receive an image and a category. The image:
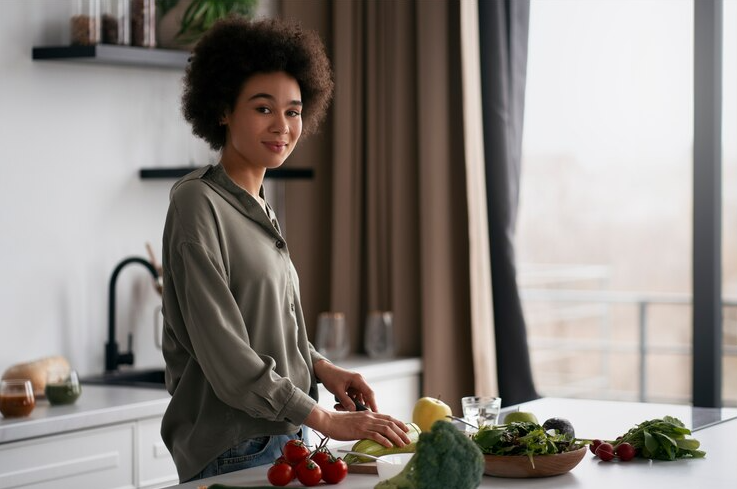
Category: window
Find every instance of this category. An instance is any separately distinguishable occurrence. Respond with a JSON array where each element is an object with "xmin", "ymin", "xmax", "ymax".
[
  {"xmin": 722, "ymin": 0, "xmax": 737, "ymax": 405},
  {"xmin": 515, "ymin": 0, "xmax": 732, "ymax": 404}
]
